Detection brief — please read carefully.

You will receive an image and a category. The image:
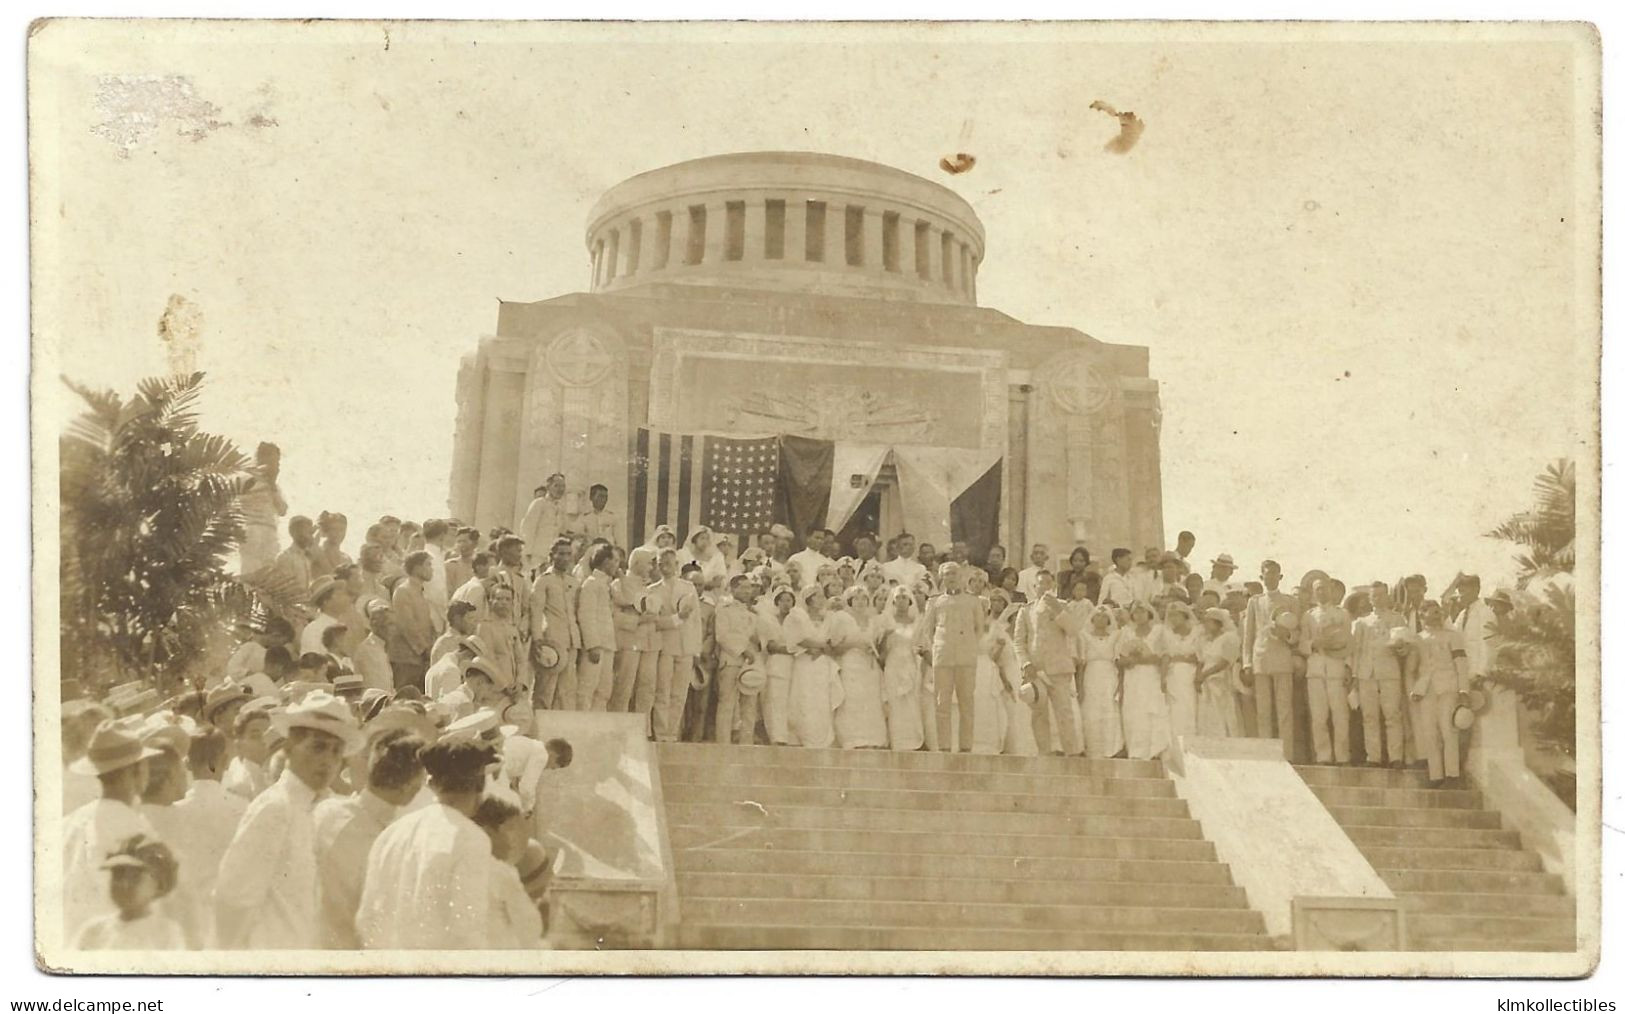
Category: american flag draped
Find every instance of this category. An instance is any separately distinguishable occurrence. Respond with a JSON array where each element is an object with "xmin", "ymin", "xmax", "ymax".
[{"xmin": 628, "ymin": 429, "xmax": 781, "ymax": 547}]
